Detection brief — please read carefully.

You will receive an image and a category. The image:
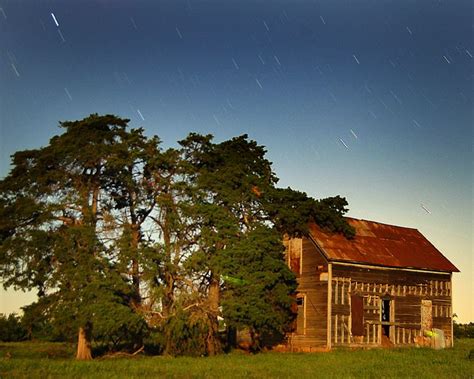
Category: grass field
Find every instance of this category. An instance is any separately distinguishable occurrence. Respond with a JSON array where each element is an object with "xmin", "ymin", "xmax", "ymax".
[{"xmin": 0, "ymin": 339, "xmax": 473, "ymax": 378}]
